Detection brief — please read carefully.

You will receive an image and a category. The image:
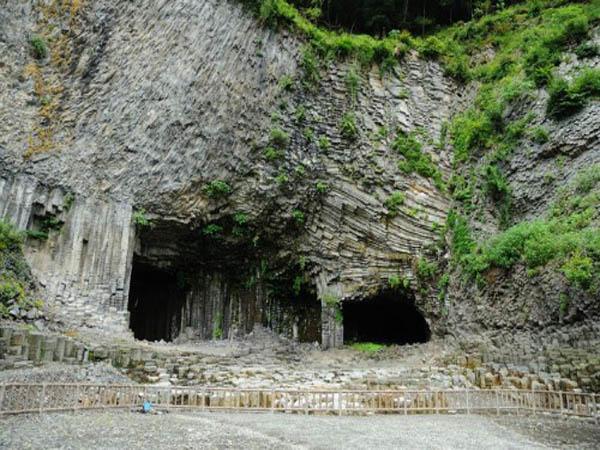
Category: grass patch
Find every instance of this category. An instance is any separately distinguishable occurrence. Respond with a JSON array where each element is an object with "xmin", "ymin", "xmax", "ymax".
[
  {"xmin": 30, "ymin": 35, "xmax": 48, "ymax": 59},
  {"xmin": 350, "ymin": 342, "xmax": 386, "ymax": 353},
  {"xmin": 392, "ymin": 131, "xmax": 445, "ymax": 190}
]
